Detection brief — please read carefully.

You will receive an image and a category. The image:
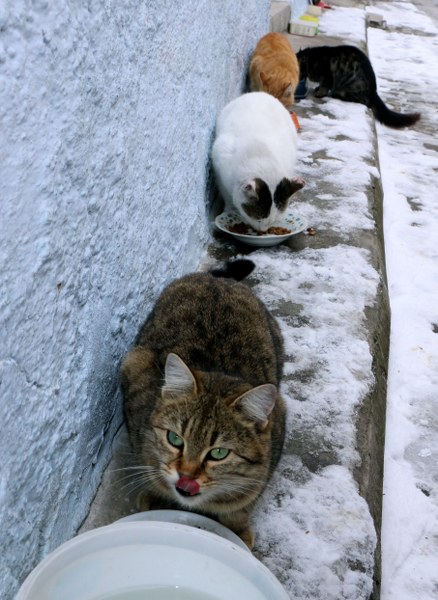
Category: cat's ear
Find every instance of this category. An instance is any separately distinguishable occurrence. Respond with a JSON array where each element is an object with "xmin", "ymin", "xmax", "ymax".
[
  {"xmin": 163, "ymin": 353, "xmax": 196, "ymax": 395},
  {"xmin": 233, "ymin": 384, "xmax": 277, "ymax": 429},
  {"xmin": 287, "ymin": 176, "xmax": 305, "ymax": 195},
  {"xmin": 259, "ymin": 71, "xmax": 269, "ymax": 86},
  {"xmin": 274, "ymin": 176, "xmax": 305, "ymax": 211},
  {"xmin": 284, "ymin": 83, "xmax": 293, "ymax": 97},
  {"xmin": 243, "ymin": 180, "xmax": 256, "ymax": 195}
]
